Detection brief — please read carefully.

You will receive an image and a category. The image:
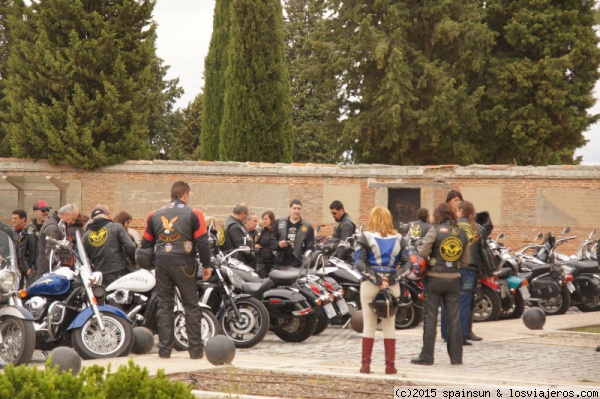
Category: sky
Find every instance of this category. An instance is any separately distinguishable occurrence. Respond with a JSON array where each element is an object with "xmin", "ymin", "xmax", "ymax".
[{"xmin": 152, "ymin": 0, "xmax": 600, "ymax": 164}]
